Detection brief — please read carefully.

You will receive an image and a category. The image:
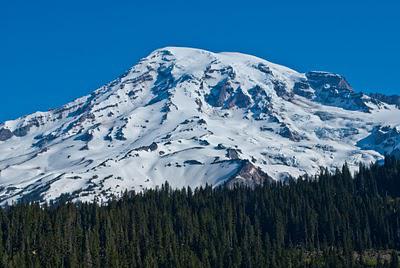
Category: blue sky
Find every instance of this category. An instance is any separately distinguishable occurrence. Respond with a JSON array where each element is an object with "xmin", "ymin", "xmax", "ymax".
[{"xmin": 1, "ymin": 0, "xmax": 399, "ymax": 122}]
